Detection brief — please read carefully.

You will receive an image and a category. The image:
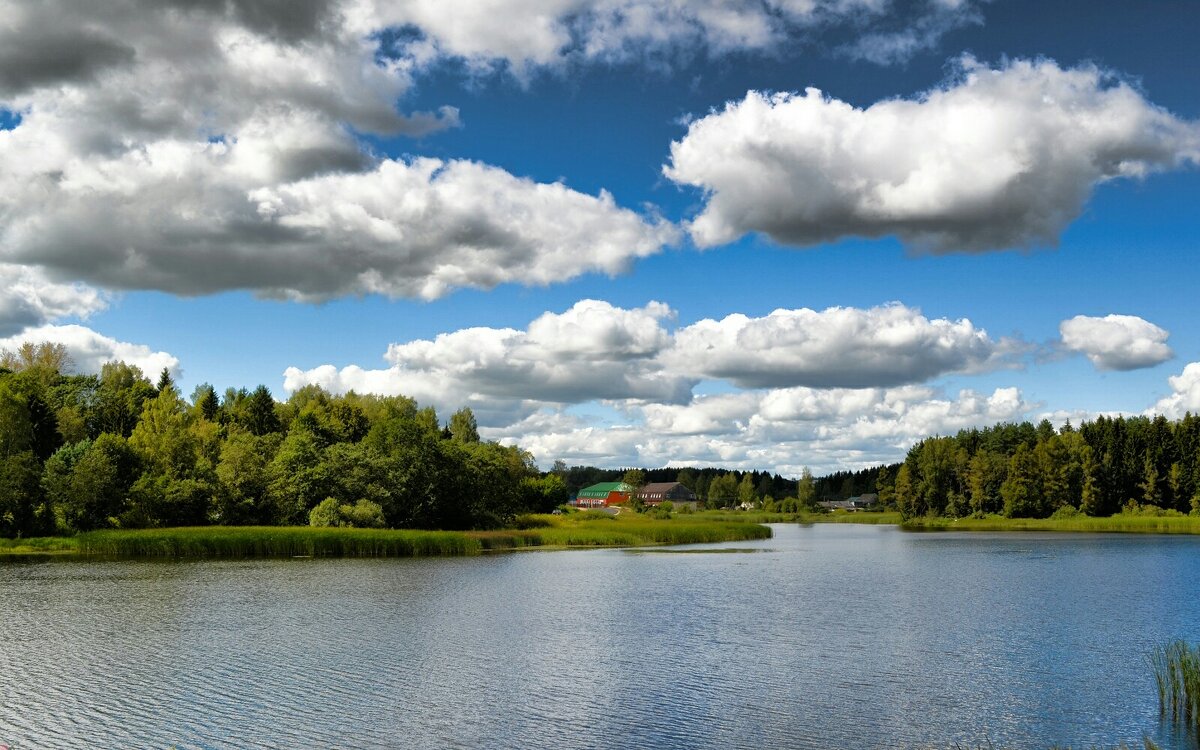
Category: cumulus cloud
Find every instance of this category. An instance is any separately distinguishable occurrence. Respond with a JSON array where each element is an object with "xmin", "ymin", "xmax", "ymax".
[
  {"xmin": 0, "ymin": 0, "xmax": 675, "ymax": 301},
  {"xmin": 665, "ymin": 57, "xmax": 1200, "ymax": 252},
  {"xmin": 670, "ymin": 303, "xmax": 1011, "ymax": 388},
  {"xmin": 1148, "ymin": 363, "xmax": 1200, "ymax": 420},
  {"xmin": 284, "ymin": 298, "xmax": 1039, "ymax": 472},
  {"xmin": 0, "ymin": 265, "xmax": 108, "ymax": 337},
  {"xmin": 1060, "ymin": 314, "xmax": 1173, "ymax": 371},
  {"xmin": 0, "ymin": 324, "xmax": 179, "ymax": 377},
  {"xmin": 285, "ymin": 299, "xmax": 1013, "ymax": 423},
  {"xmin": 284, "ymin": 300, "xmax": 694, "ymax": 424},
  {"xmin": 508, "ymin": 385, "xmax": 1034, "ymax": 475}
]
